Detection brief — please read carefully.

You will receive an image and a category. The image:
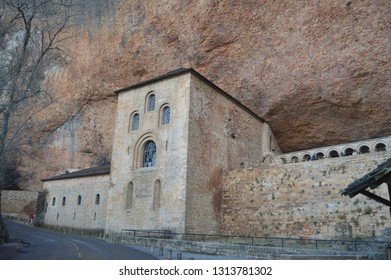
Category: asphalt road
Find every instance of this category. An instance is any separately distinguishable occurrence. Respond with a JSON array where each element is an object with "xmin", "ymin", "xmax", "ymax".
[{"xmin": 5, "ymin": 220, "xmax": 158, "ymax": 260}]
